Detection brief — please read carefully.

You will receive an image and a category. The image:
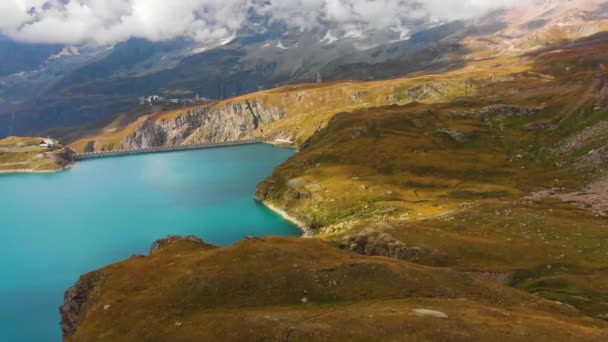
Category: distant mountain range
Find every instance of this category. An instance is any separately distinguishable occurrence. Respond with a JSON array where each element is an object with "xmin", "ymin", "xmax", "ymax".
[{"xmin": 1, "ymin": 0, "xmax": 607, "ymax": 137}]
